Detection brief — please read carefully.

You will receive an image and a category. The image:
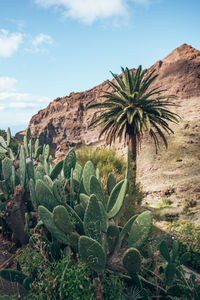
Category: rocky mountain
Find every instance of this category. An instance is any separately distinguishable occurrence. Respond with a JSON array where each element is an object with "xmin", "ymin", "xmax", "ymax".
[{"xmin": 16, "ymin": 43, "xmax": 200, "ymax": 161}]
